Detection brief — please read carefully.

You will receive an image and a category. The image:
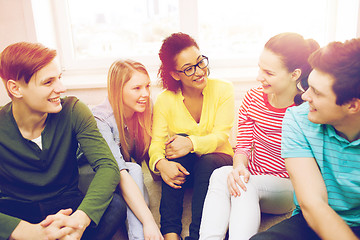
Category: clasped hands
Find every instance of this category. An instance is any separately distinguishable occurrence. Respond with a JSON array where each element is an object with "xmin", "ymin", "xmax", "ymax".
[
  {"xmin": 10, "ymin": 209, "xmax": 90, "ymax": 240},
  {"xmin": 156, "ymin": 135, "xmax": 193, "ymax": 189}
]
